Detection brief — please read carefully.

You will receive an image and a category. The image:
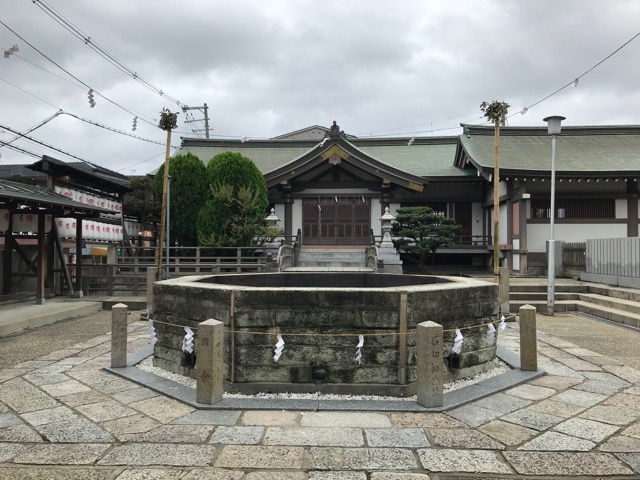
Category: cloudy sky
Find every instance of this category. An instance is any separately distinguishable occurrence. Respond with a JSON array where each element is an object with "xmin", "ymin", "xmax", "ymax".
[{"xmin": 1, "ymin": 0, "xmax": 639, "ymax": 175}]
